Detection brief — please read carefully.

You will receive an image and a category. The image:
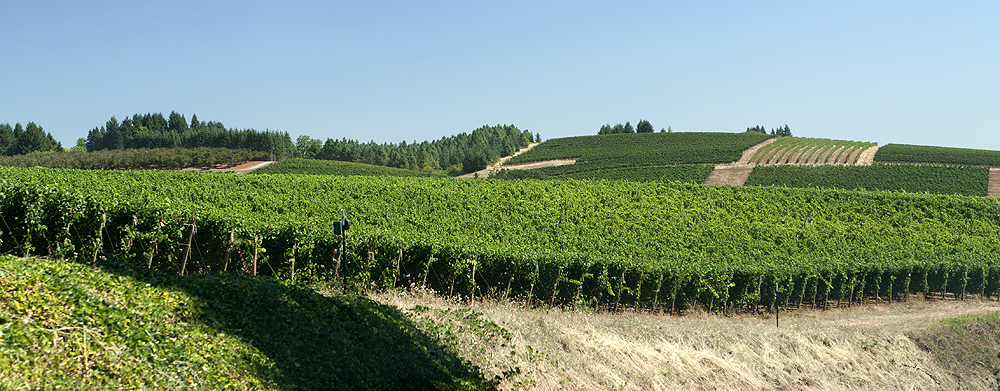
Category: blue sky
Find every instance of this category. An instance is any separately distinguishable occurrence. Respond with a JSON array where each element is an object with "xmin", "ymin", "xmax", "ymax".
[{"xmin": 2, "ymin": 1, "xmax": 998, "ymax": 150}]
